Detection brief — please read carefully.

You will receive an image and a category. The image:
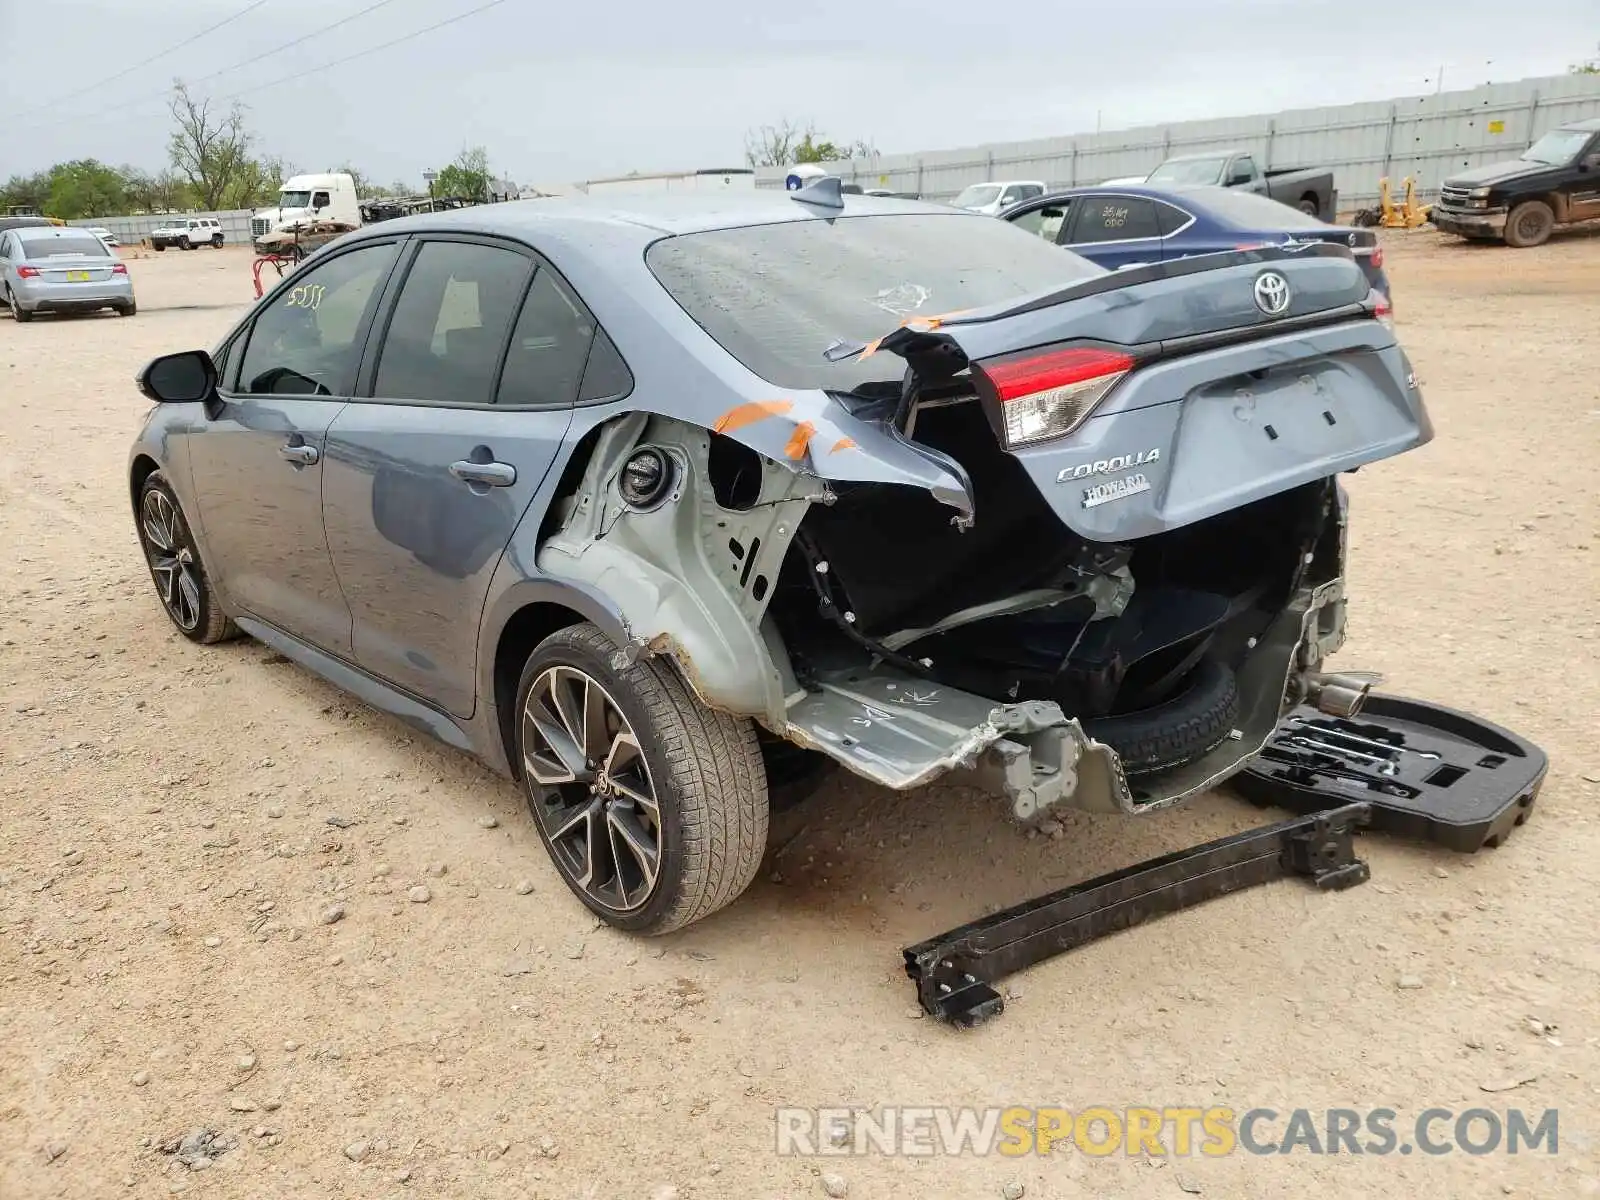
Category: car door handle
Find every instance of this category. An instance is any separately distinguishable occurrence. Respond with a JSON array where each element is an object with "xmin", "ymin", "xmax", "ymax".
[
  {"xmin": 449, "ymin": 460, "xmax": 516, "ymax": 487},
  {"xmin": 279, "ymin": 442, "xmax": 319, "ymax": 466}
]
